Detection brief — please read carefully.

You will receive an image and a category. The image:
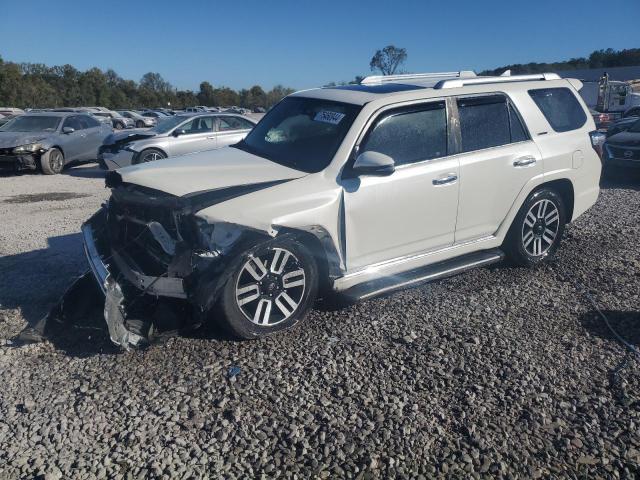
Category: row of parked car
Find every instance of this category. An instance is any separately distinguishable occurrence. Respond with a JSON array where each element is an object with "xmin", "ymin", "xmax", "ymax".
[
  {"xmin": 0, "ymin": 108, "xmax": 257, "ymax": 174},
  {"xmin": 0, "ymin": 89, "xmax": 638, "ymax": 177}
]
